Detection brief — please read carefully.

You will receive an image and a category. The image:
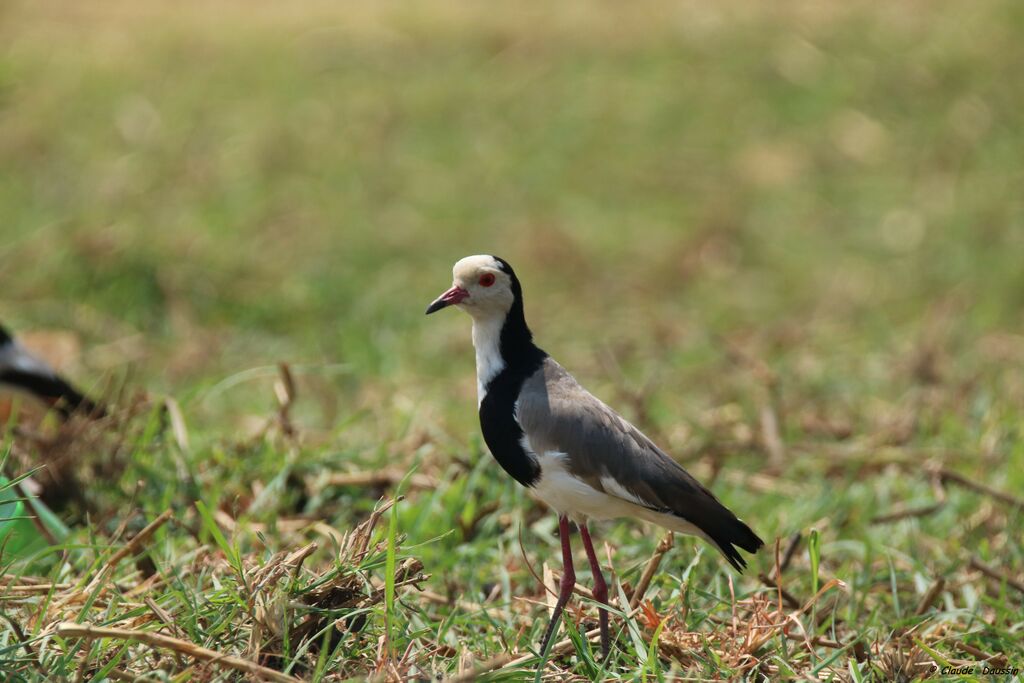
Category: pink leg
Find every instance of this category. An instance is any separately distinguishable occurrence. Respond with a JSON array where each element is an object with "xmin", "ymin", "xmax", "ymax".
[
  {"xmin": 539, "ymin": 515, "xmax": 576, "ymax": 654},
  {"xmin": 580, "ymin": 523, "xmax": 610, "ymax": 656}
]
